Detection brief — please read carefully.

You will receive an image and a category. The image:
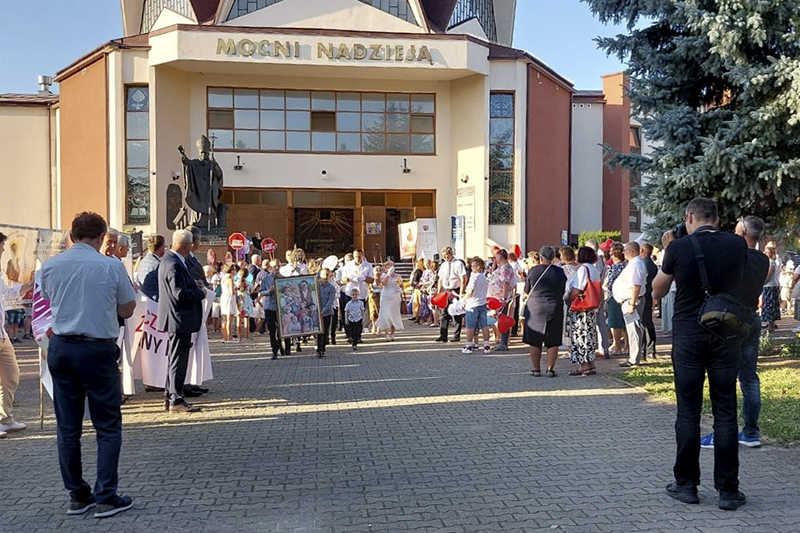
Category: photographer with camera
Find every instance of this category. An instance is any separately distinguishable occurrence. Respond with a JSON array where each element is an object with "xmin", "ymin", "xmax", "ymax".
[{"xmin": 652, "ymin": 197, "xmax": 748, "ymax": 511}]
